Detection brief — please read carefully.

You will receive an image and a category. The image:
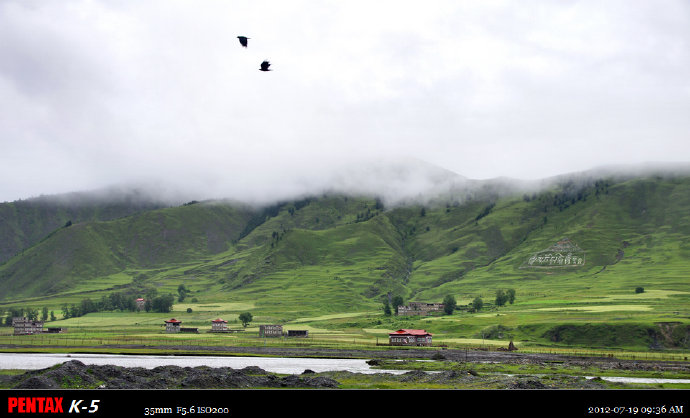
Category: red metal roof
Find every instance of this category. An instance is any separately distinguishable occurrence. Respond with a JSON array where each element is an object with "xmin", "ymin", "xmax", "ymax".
[
  {"xmin": 212, "ymin": 318, "xmax": 227, "ymax": 323},
  {"xmin": 389, "ymin": 329, "xmax": 432, "ymax": 336},
  {"xmin": 165, "ymin": 319, "xmax": 181, "ymax": 323}
]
